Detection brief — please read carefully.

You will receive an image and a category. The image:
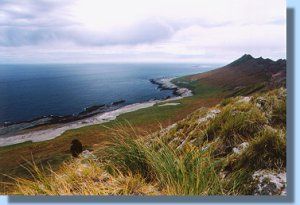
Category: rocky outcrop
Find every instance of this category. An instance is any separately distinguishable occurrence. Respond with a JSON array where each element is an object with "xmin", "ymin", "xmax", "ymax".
[
  {"xmin": 150, "ymin": 78, "xmax": 193, "ymax": 97},
  {"xmin": 252, "ymin": 170, "xmax": 287, "ymax": 196}
]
